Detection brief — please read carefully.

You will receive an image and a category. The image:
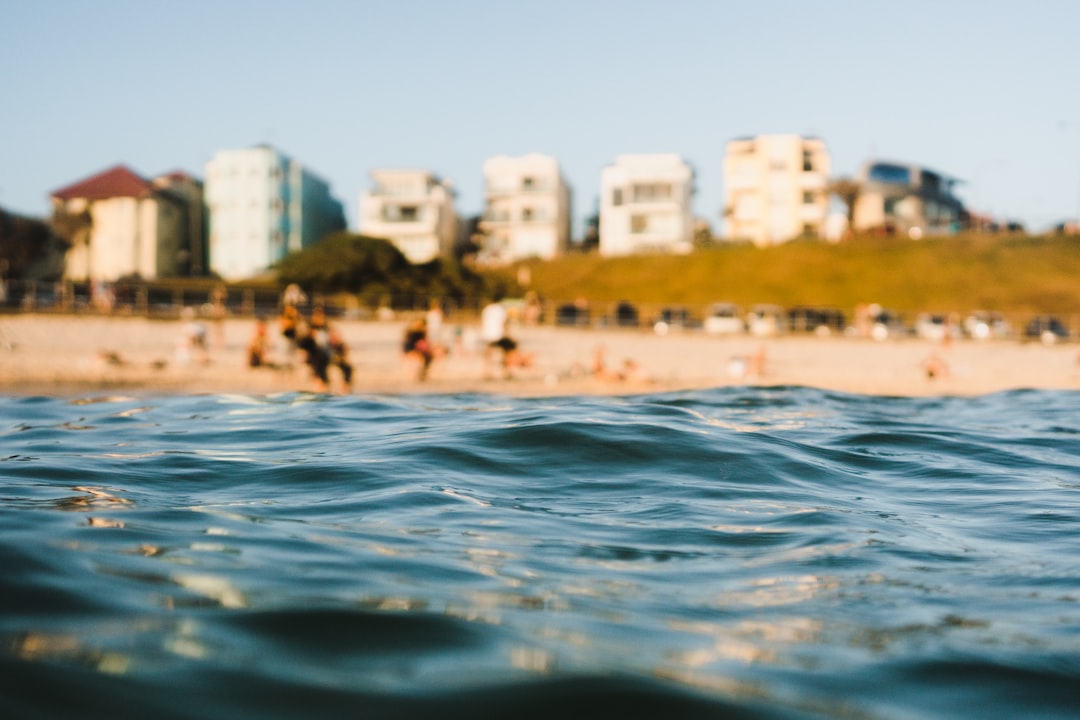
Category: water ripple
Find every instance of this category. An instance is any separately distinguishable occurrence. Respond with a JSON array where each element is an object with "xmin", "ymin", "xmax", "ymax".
[{"xmin": 1, "ymin": 388, "xmax": 1078, "ymax": 718}]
